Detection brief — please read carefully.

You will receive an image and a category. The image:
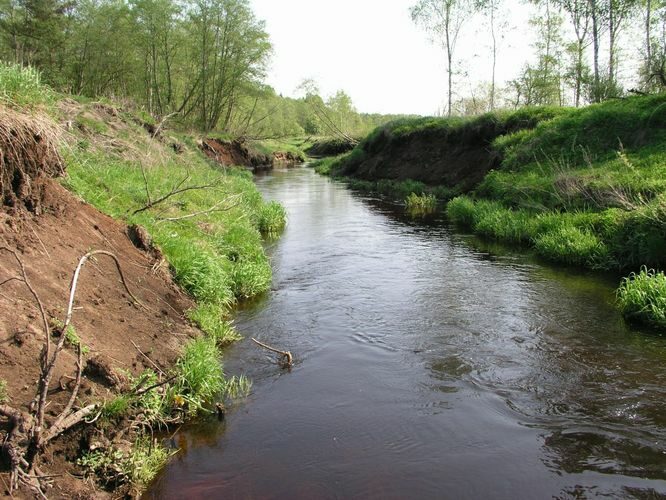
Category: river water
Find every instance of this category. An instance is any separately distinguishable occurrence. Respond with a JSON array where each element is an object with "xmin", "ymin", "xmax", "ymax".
[{"xmin": 147, "ymin": 167, "xmax": 666, "ymax": 499}]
